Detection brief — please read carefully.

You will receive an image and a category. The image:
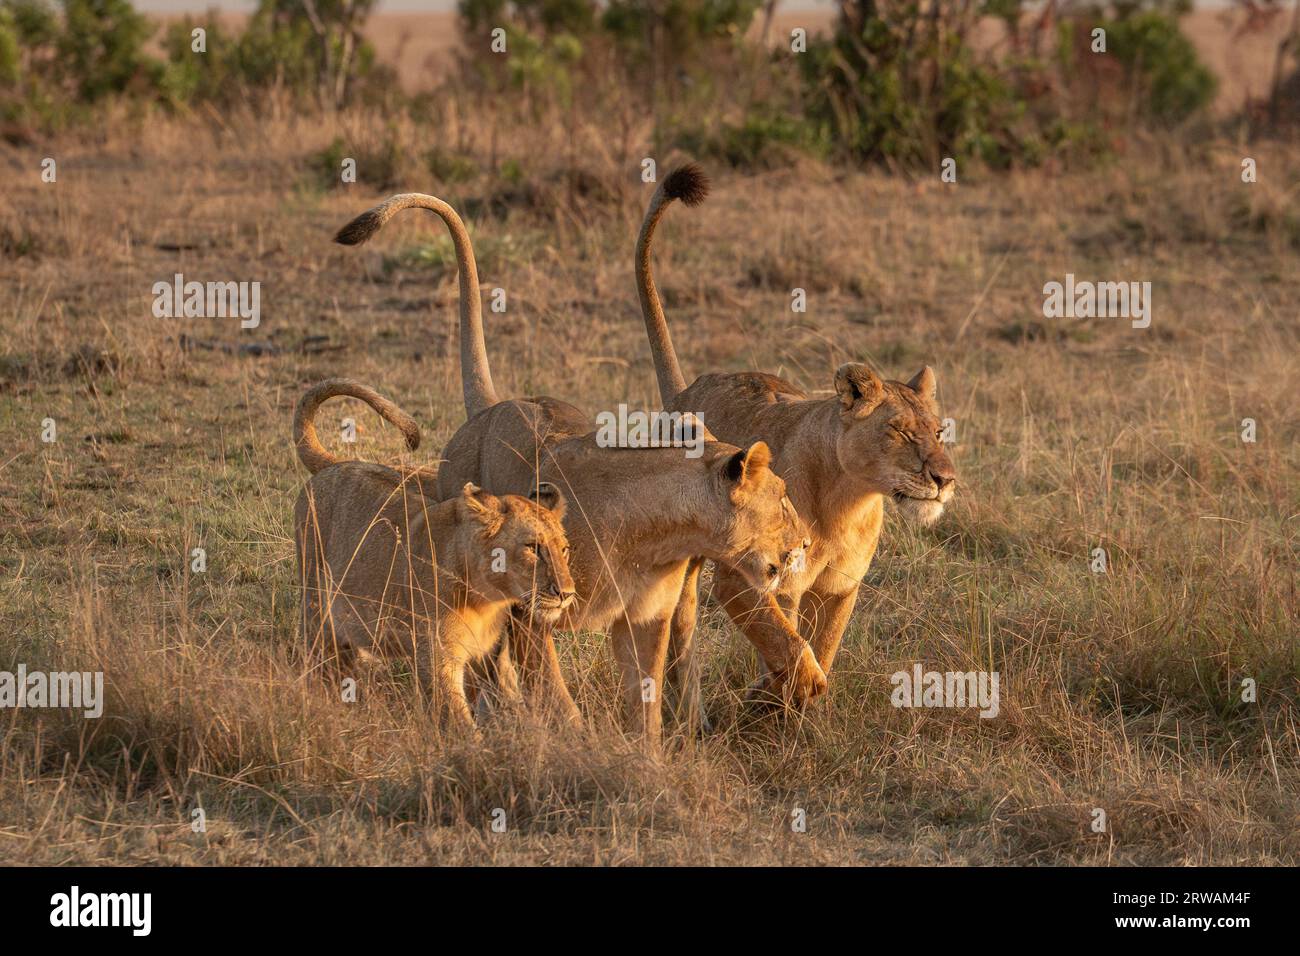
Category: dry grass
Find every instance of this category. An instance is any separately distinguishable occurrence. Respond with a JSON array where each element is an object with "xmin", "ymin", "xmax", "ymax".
[{"xmin": 0, "ymin": 102, "xmax": 1297, "ymax": 865}]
